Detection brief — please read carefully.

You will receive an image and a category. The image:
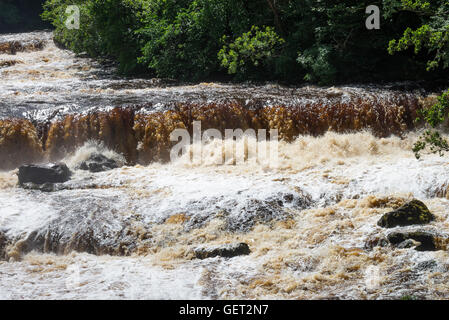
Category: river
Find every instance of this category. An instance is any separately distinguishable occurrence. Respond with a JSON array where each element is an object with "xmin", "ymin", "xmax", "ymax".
[{"xmin": 1, "ymin": 31, "xmax": 449, "ymax": 300}]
